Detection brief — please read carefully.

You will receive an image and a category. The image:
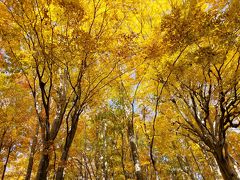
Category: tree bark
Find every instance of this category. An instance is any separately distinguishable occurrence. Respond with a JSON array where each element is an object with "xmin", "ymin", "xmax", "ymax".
[
  {"xmin": 213, "ymin": 147, "xmax": 239, "ymax": 180},
  {"xmin": 127, "ymin": 118, "xmax": 144, "ymax": 180},
  {"xmin": 25, "ymin": 125, "xmax": 39, "ymax": 180},
  {"xmin": 102, "ymin": 121, "xmax": 108, "ymax": 180},
  {"xmin": 36, "ymin": 153, "xmax": 50, "ymax": 180},
  {"xmin": 121, "ymin": 132, "xmax": 128, "ymax": 179},
  {"xmin": 35, "ymin": 122, "xmax": 51, "ymax": 180},
  {"xmin": 55, "ymin": 112, "xmax": 80, "ymax": 180},
  {"xmin": 2, "ymin": 143, "xmax": 13, "ymax": 180}
]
